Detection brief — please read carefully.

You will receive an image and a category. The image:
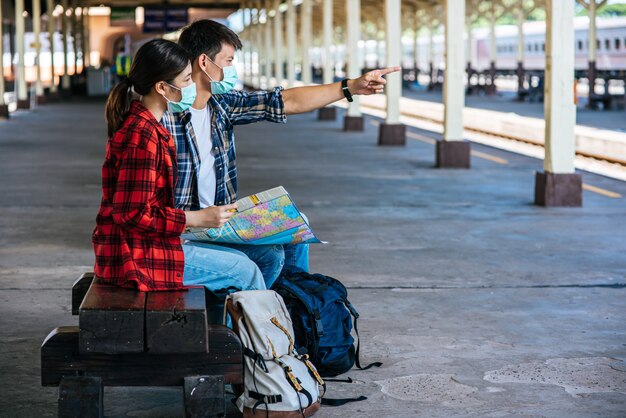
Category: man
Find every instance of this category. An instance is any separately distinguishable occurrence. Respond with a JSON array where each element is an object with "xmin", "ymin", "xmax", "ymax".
[{"xmin": 162, "ymin": 19, "xmax": 398, "ymax": 291}]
